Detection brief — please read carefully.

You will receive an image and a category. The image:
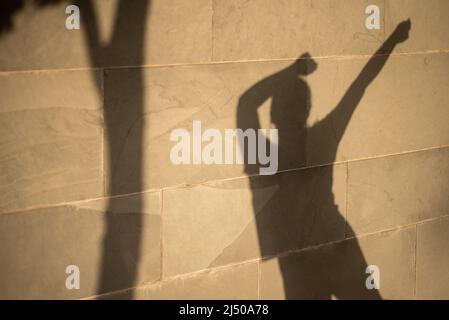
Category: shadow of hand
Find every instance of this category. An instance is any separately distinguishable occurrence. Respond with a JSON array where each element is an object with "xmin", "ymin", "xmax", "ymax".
[{"xmin": 393, "ymin": 19, "xmax": 412, "ymax": 43}]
